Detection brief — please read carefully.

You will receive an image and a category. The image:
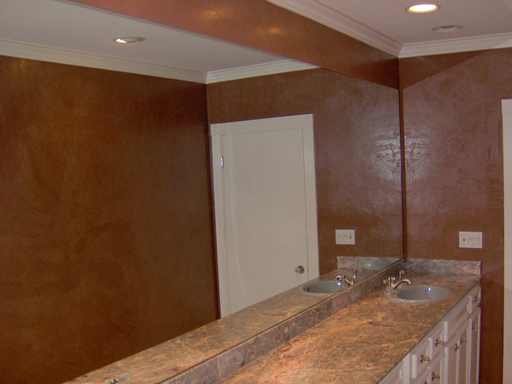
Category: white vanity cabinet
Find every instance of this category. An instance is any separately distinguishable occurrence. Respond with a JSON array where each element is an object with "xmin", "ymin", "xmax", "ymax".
[{"xmin": 379, "ymin": 284, "xmax": 481, "ymax": 384}]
